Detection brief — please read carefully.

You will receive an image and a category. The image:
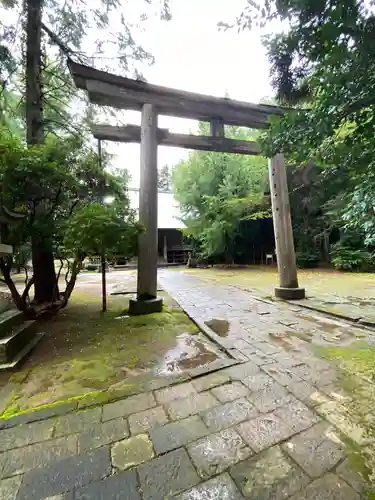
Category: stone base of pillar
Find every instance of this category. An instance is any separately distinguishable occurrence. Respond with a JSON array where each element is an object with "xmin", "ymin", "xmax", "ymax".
[
  {"xmin": 128, "ymin": 296, "xmax": 163, "ymax": 315},
  {"xmin": 275, "ymin": 287, "xmax": 305, "ymax": 300}
]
